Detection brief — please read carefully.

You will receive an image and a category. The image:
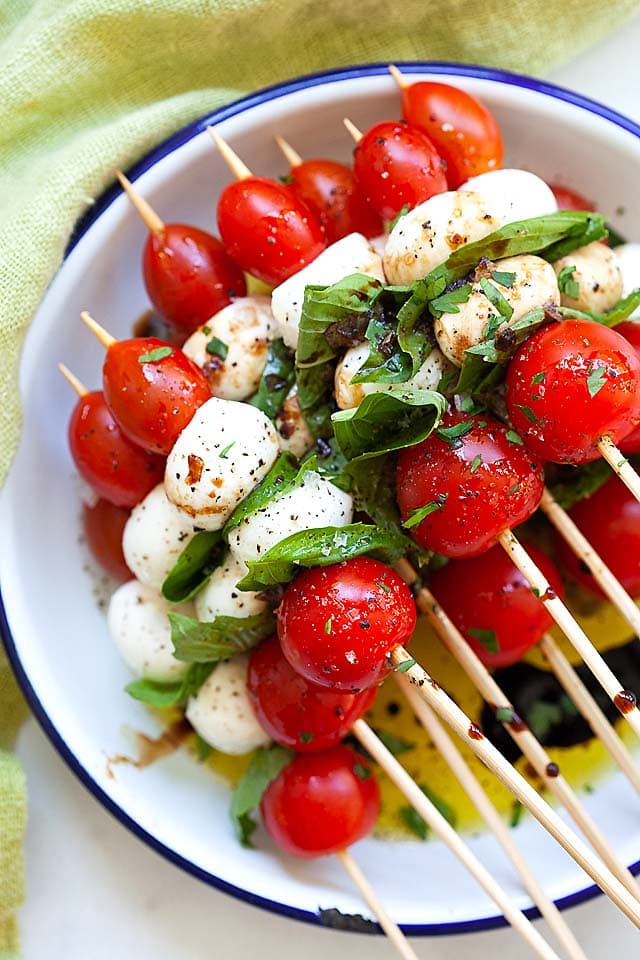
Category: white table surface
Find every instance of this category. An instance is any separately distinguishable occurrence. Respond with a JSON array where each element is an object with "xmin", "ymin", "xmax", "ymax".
[{"xmin": 14, "ymin": 19, "xmax": 640, "ymax": 958}]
